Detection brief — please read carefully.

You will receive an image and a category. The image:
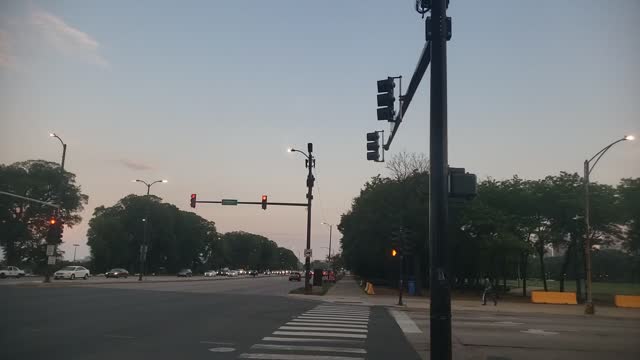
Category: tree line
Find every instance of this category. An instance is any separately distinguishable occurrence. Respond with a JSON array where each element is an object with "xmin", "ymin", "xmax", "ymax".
[
  {"xmin": 339, "ymin": 154, "xmax": 640, "ymax": 299},
  {"xmin": 0, "ymin": 160, "xmax": 299, "ymax": 273}
]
